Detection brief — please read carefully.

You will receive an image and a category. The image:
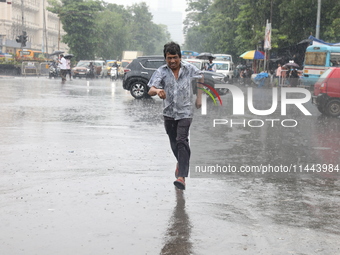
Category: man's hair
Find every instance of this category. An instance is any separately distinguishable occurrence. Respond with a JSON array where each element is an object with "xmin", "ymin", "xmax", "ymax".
[{"xmin": 163, "ymin": 42, "xmax": 181, "ymax": 59}]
